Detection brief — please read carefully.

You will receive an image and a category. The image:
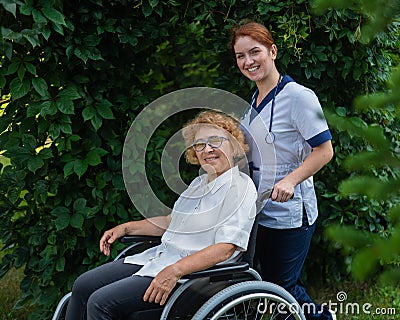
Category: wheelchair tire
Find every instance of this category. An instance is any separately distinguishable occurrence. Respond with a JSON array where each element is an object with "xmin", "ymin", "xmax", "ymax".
[{"xmin": 192, "ymin": 280, "xmax": 306, "ymax": 320}]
